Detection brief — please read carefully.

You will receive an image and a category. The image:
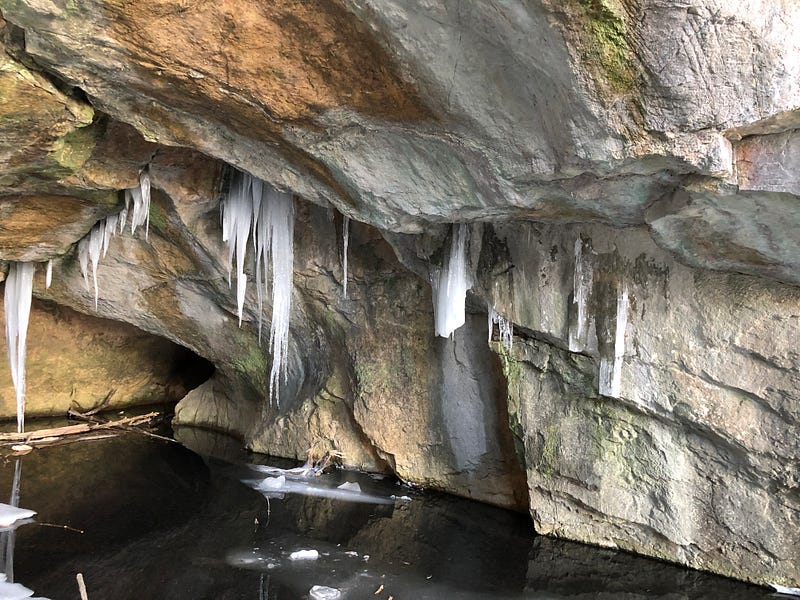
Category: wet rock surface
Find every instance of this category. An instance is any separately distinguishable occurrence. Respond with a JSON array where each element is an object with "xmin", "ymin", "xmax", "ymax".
[{"xmin": 0, "ymin": 0, "xmax": 797, "ymax": 587}]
